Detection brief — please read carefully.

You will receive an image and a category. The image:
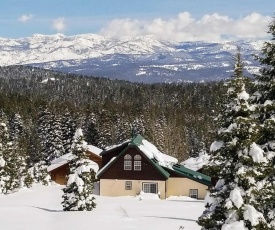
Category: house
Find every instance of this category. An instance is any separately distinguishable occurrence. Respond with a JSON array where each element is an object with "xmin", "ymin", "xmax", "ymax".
[
  {"xmin": 47, "ymin": 145, "xmax": 102, "ymax": 185},
  {"xmin": 96, "ymin": 135, "xmax": 211, "ymax": 200}
]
